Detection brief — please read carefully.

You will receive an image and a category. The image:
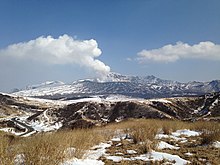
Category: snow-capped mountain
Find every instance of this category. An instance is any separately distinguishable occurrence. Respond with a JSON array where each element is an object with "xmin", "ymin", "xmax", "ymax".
[
  {"xmin": 25, "ymin": 81, "xmax": 65, "ymax": 90},
  {"xmin": 13, "ymin": 72, "xmax": 220, "ymax": 99}
]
